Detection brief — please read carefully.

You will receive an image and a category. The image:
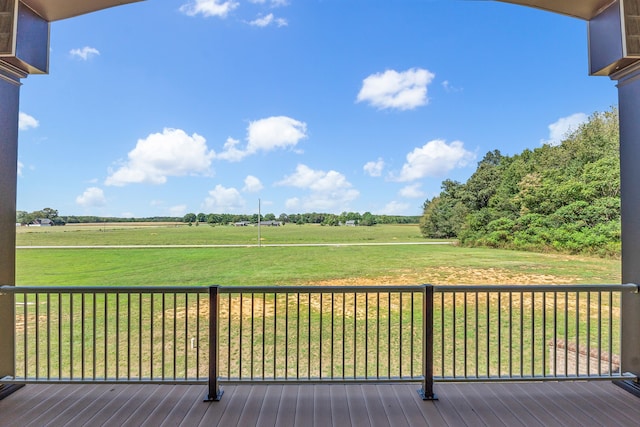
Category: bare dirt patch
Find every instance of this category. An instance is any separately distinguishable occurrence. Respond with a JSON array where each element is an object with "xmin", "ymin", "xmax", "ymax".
[{"xmin": 305, "ymin": 266, "xmax": 576, "ymax": 286}]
